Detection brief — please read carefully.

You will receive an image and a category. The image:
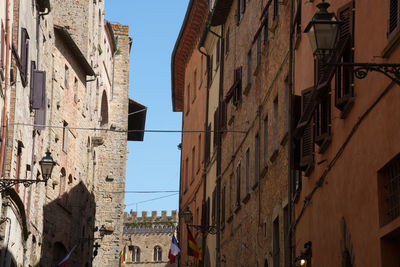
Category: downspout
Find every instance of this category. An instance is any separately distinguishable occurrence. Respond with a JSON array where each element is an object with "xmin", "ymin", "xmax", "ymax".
[
  {"xmin": 0, "ymin": 0, "xmax": 11, "ymax": 176},
  {"xmin": 215, "ymin": 24, "xmax": 224, "ymax": 267},
  {"xmin": 198, "ymin": 47, "xmax": 209, "ymax": 267},
  {"xmin": 288, "ymin": 0, "xmax": 295, "ymax": 265}
]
